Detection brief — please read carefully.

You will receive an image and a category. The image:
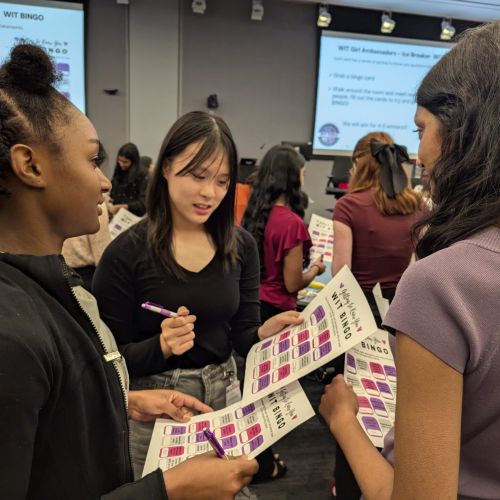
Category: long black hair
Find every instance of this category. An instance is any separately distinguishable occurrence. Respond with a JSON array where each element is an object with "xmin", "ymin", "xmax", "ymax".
[
  {"xmin": 111, "ymin": 142, "xmax": 142, "ymax": 185},
  {"xmin": 242, "ymin": 144, "xmax": 305, "ymax": 277},
  {"xmin": 0, "ymin": 44, "xmax": 71, "ymax": 198},
  {"xmin": 414, "ymin": 21, "xmax": 500, "ymax": 258},
  {"xmin": 144, "ymin": 111, "xmax": 239, "ymax": 279}
]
